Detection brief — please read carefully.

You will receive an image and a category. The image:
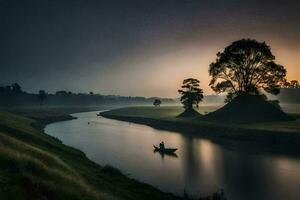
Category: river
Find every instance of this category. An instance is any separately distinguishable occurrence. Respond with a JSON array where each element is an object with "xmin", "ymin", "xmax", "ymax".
[{"xmin": 45, "ymin": 111, "xmax": 300, "ymax": 200}]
